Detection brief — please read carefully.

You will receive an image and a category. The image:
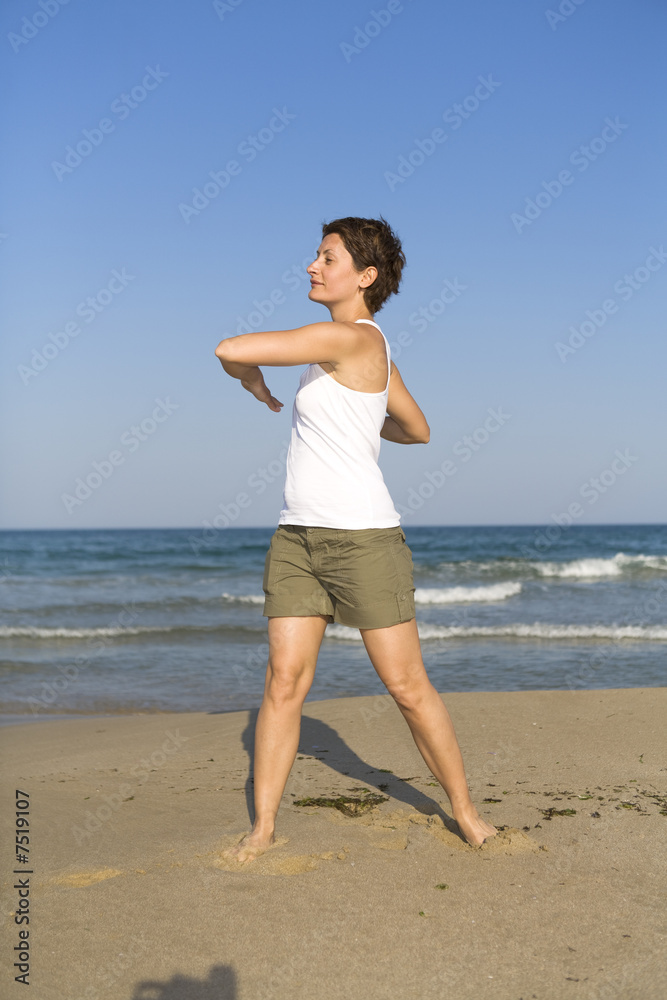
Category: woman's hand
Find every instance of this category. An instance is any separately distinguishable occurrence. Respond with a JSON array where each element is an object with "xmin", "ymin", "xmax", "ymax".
[
  {"xmin": 240, "ymin": 371, "xmax": 284, "ymax": 413},
  {"xmin": 218, "ymin": 357, "xmax": 284, "ymax": 412}
]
